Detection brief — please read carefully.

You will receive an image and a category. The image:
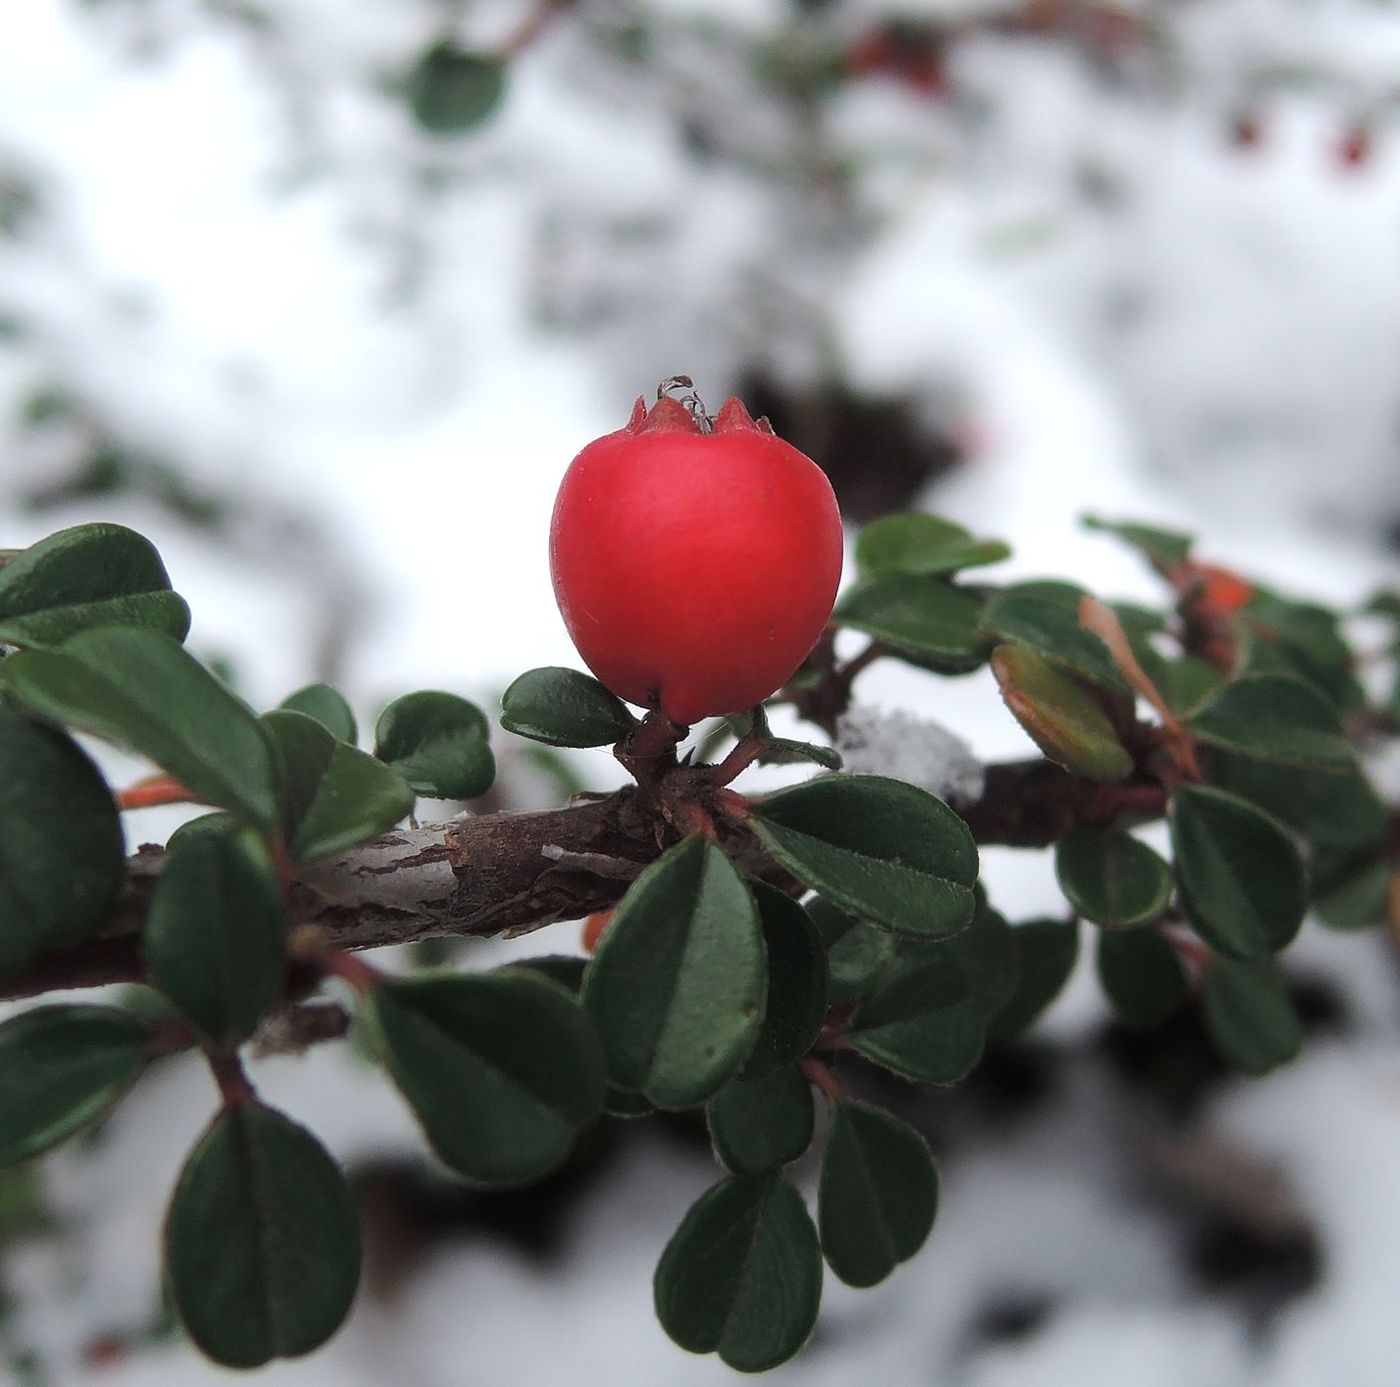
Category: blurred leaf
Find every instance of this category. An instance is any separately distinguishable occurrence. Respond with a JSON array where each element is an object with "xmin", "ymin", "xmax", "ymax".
[
  {"xmin": 1311, "ymin": 849, "xmax": 1389, "ymax": 931},
  {"xmin": 1082, "ymin": 514, "xmax": 1193, "ymax": 567},
  {"xmin": 990, "ymin": 917, "xmax": 1080, "ymax": 1039},
  {"xmin": 0, "ymin": 705, "xmax": 125, "ymax": 974},
  {"xmin": 0, "ymin": 629, "xmax": 277, "ymax": 827},
  {"xmin": 583, "ymin": 837, "xmax": 763, "ymax": 1107},
  {"xmin": 1157, "ymin": 656, "xmax": 1226, "ymax": 716},
  {"xmin": 1240, "ymin": 593, "xmax": 1363, "ymax": 712},
  {"xmin": 991, "ymin": 644, "xmax": 1133, "ymax": 782},
  {"xmin": 818, "ymin": 1100, "xmax": 937, "ymax": 1288},
  {"xmin": 743, "ymin": 885, "xmax": 827, "ymax": 1079},
  {"xmin": 1096, "ymin": 929, "xmax": 1189, "ymax": 1025},
  {"xmin": 365, "ymin": 969, "xmax": 604, "ymax": 1186},
  {"xmin": 143, "ymin": 828, "xmax": 285, "ymax": 1047},
  {"xmin": 500, "ymin": 667, "xmax": 637, "ymax": 748},
  {"xmin": 1202, "ymin": 750, "xmax": 1384, "ymax": 849},
  {"xmin": 756, "ymin": 737, "xmax": 843, "ymax": 771},
  {"xmin": 407, "ymin": 42, "xmax": 507, "ymax": 136},
  {"xmin": 279, "ymin": 684, "xmax": 357, "ymax": 745},
  {"xmin": 374, "ymin": 691, "xmax": 494, "ymax": 799},
  {"xmin": 808, "ymin": 897, "xmax": 899, "ymax": 1006},
  {"xmin": 654, "ymin": 1174, "xmax": 821, "ymax": 1373},
  {"xmin": 752, "ymin": 776, "xmax": 978, "ymax": 940},
  {"xmin": 166, "ymin": 1103, "xmax": 360, "ymax": 1368},
  {"xmin": 1170, "ymin": 786, "xmax": 1305, "ymax": 959},
  {"xmin": 834, "ymin": 574, "xmax": 986, "ymax": 671},
  {"xmin": 0, "ymin": 1006, "xmax": 151, "ymax": 1167},
  {"xmin": 707, "ymin": 1066, "xmax": 814, "ymax": 1175},
  {"xmin": 0, "ymin": 523, "xmax": 189, "ymax": 648},
  {"xmin": 1054, "ymin": 827, "xmax": 1171, "ymax": 928},
  {"xmin": 856, "ymin": 513, "xmax": 1010, "ymax": 577},
  {"xmin": 263, "ymin": 710, "xmax": 413, "ymax": 860},
  {"xmin": 981, "ymin": 585, "xmax": 1126, "ymax": 691},
  {"xmin": 1200, "ymin": 958, "xmax": 1301, "ymax": 1075},
  {"xmin": 1189, "ymin": 674, "xmax": 1356, "ymax": 769}
]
